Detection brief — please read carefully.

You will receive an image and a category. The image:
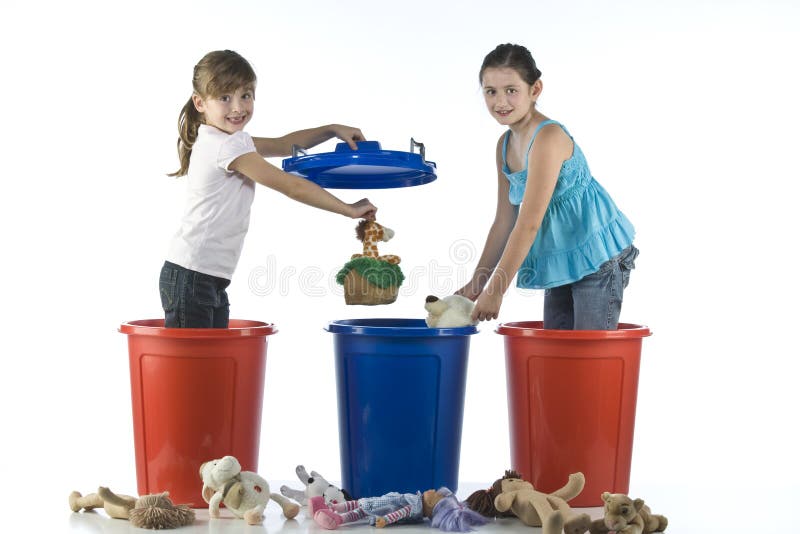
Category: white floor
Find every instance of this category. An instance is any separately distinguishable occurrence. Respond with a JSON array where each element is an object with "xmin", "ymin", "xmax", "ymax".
[
  {"xmin": 54, "ymin": 478, "xmax": 800, "ymax": 533},
  {"xmin": 63, "ymin": 484, "xmax": 604, "ymax": 534}
]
